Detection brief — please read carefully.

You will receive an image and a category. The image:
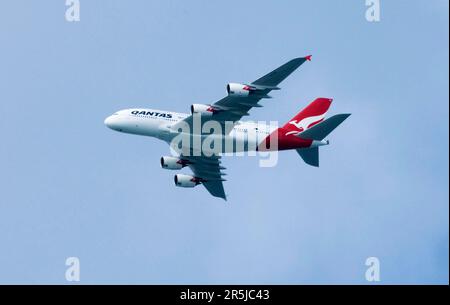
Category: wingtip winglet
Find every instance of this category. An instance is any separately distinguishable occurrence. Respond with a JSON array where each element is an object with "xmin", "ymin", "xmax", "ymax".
[{"xmin": 305, "ymin": 55, "xmax": 312, "ymax": 61}]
